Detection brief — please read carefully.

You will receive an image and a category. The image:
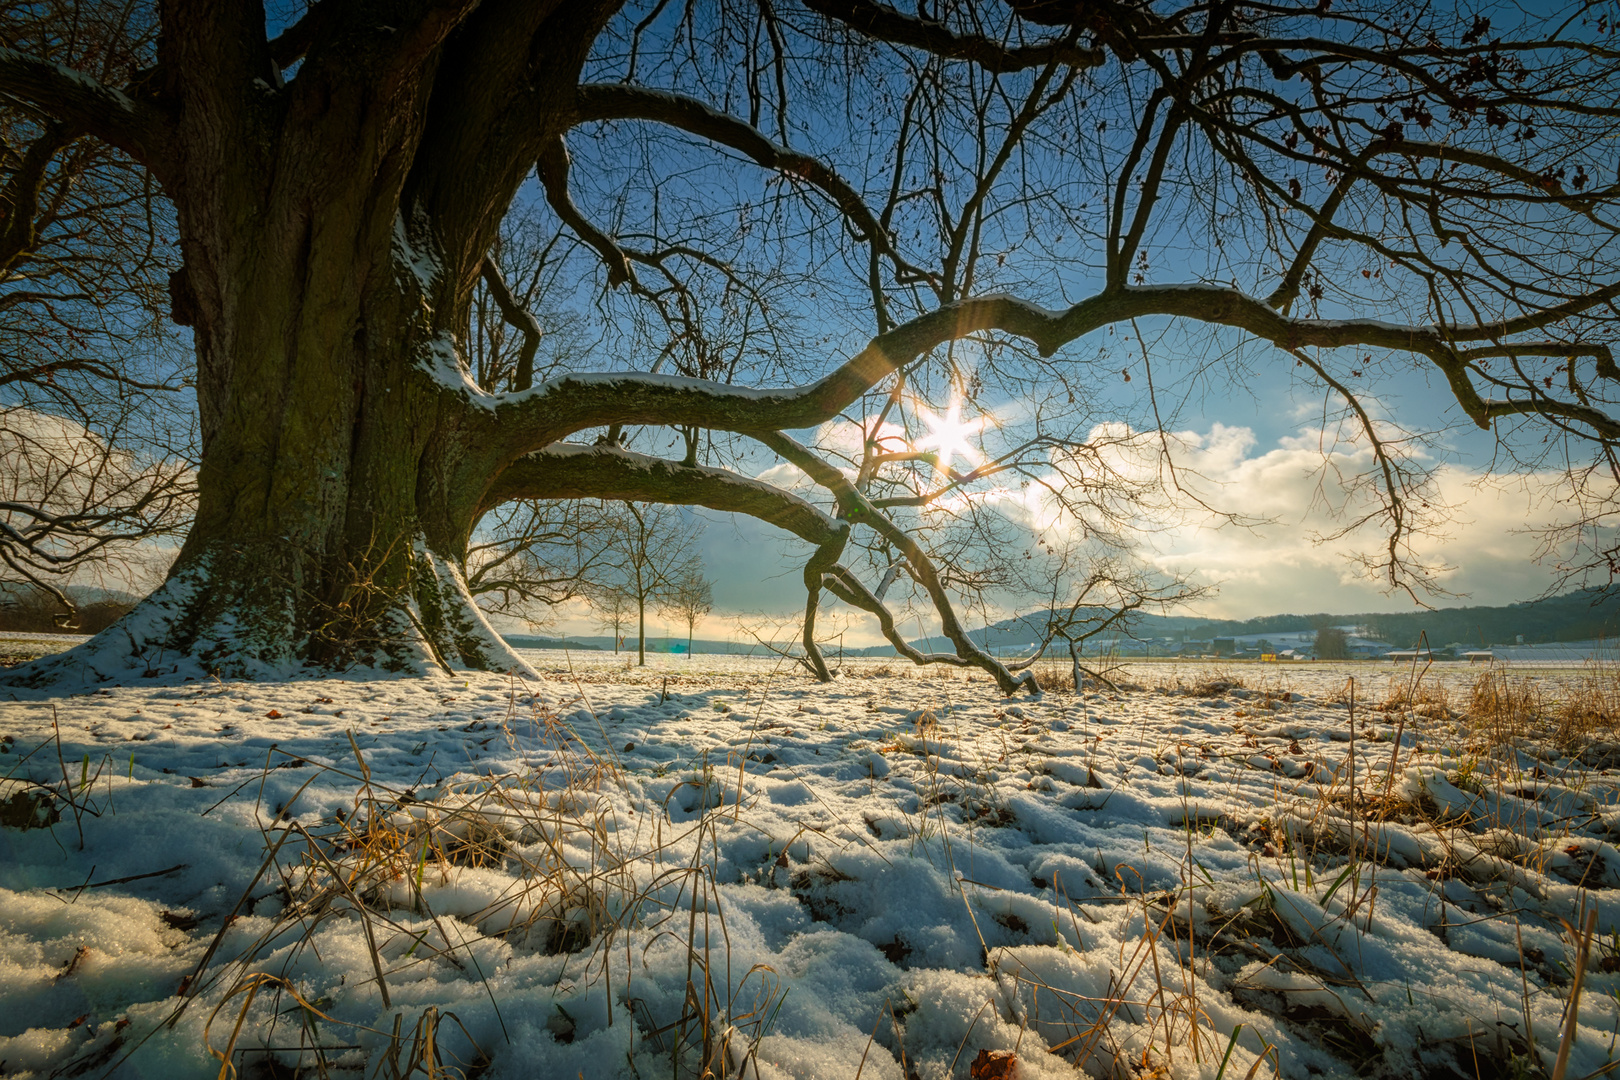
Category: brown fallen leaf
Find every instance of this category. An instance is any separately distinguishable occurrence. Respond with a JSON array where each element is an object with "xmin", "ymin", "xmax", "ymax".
[
  {"xmin": 264, "ymin": 710, "xmax": 283, "ymax": 719},
  {"xmin": 160, "ymin": 910, "xmax": 199, "ymax": 932},
  {"xmin": 971, "ymin": 1048, "xmax": 1018, "ymax": 1079}
]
